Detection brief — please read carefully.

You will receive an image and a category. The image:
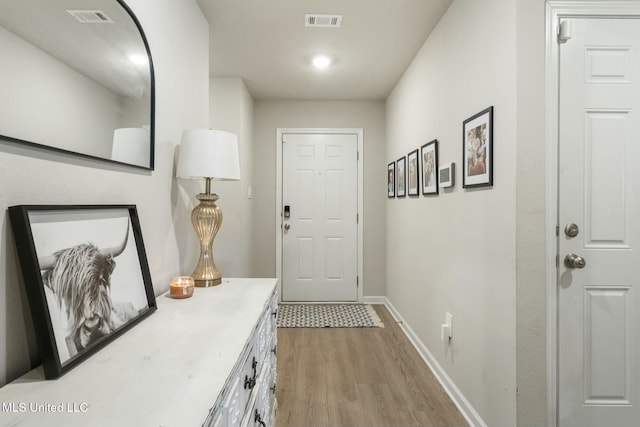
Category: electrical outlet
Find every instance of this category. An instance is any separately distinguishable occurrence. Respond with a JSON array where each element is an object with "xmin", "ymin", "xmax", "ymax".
[
  {"xmin": 441, "ymin": 323, "xmax": 450, "ymax": 342},
  {"xmin": 441, "ymin": 312, "xmax": 453, "ymax": 342}
]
